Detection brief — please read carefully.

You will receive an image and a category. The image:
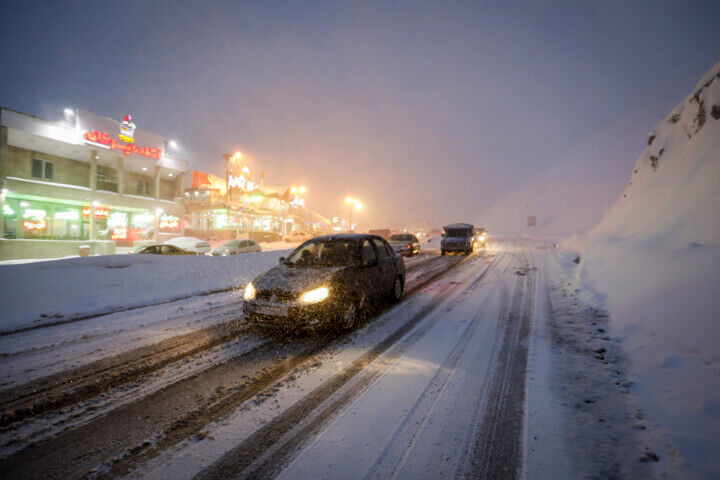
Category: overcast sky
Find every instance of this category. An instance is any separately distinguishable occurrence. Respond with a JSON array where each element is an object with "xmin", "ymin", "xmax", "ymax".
[{"xmin": 1, "ymin": 0, "xmax": 719, "ymax": 229}]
